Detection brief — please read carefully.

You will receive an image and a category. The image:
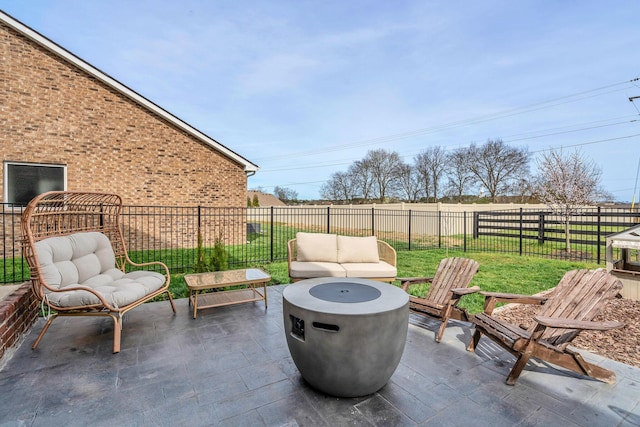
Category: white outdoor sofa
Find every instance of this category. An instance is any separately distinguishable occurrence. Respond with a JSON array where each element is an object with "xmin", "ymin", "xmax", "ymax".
[{"xmin": 287, "ymin": 232, "xmax": 397, "ymax": 282}]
